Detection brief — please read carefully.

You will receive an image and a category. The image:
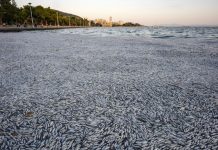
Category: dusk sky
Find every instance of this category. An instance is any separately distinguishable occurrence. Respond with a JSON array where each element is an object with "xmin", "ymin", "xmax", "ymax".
[{"xmin": 16, "ymin": 0, "xmax": 218, "ymax": 26}]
